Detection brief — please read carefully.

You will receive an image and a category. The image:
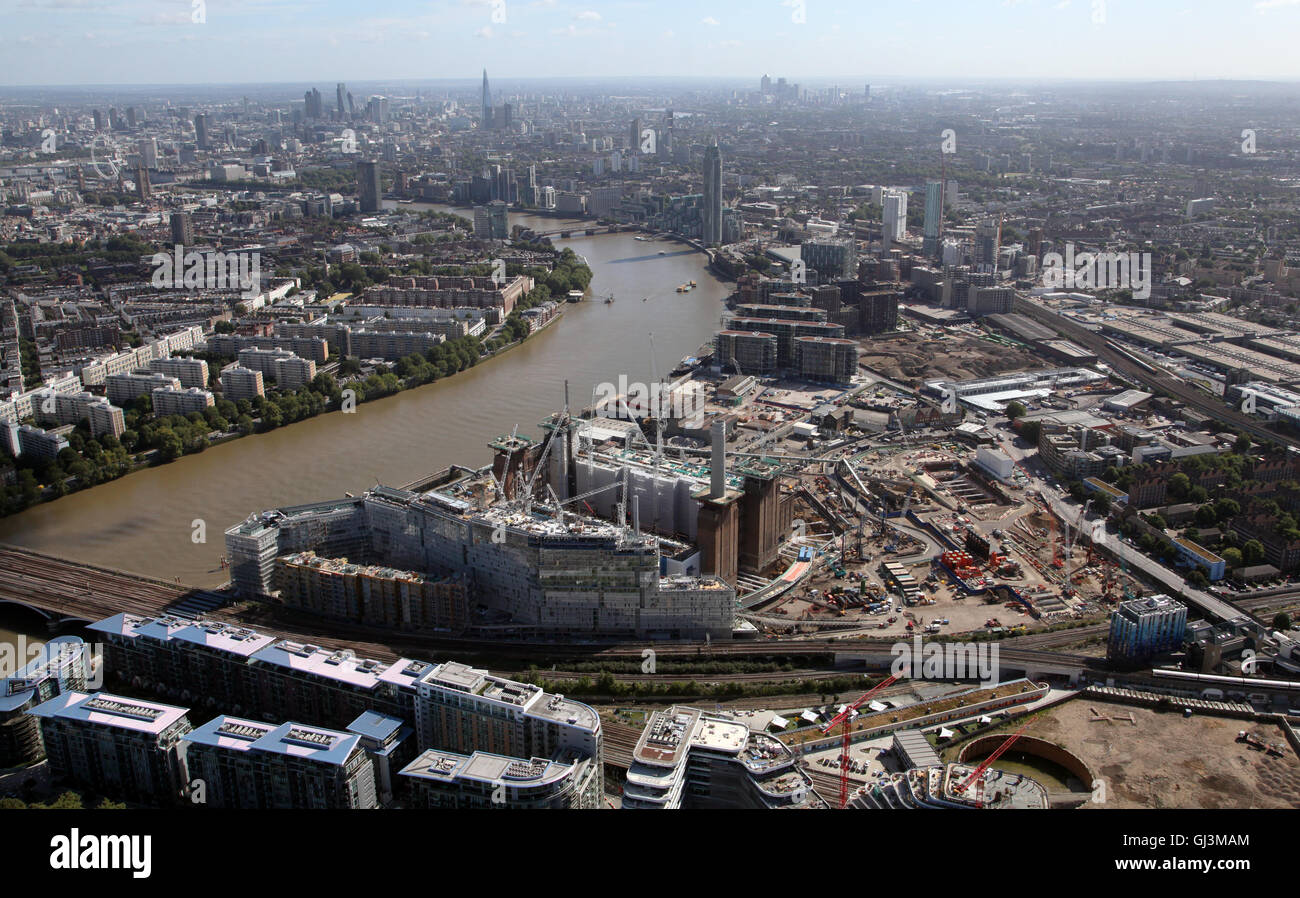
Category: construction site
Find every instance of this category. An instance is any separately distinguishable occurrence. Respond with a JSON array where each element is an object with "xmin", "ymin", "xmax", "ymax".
[
  {"xmin": 977, "ymin": 698, "xmax": 1300, "ymax": 809},
  {"xmin": 856, "ymin": 320, "xmax": 1049, "ymax": 388},
  {"xmin": 735, "ymin": 423, "xmax": 1144, "ymax": 640}
]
